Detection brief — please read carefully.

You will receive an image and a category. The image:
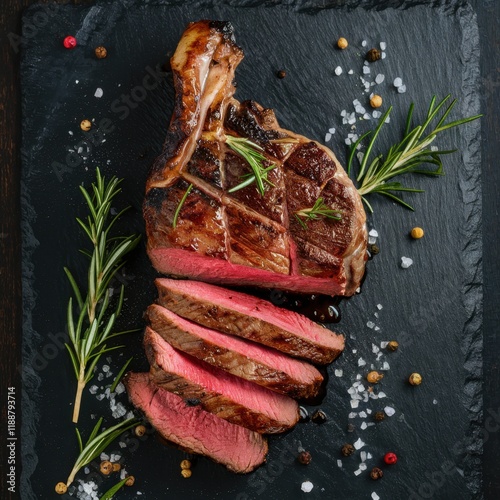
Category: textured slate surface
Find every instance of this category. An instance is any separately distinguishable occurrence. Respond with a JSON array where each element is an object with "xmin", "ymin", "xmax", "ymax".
[{"xmin": 20, "ymin": 1, "xmax": 482, "ymax": 499}]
